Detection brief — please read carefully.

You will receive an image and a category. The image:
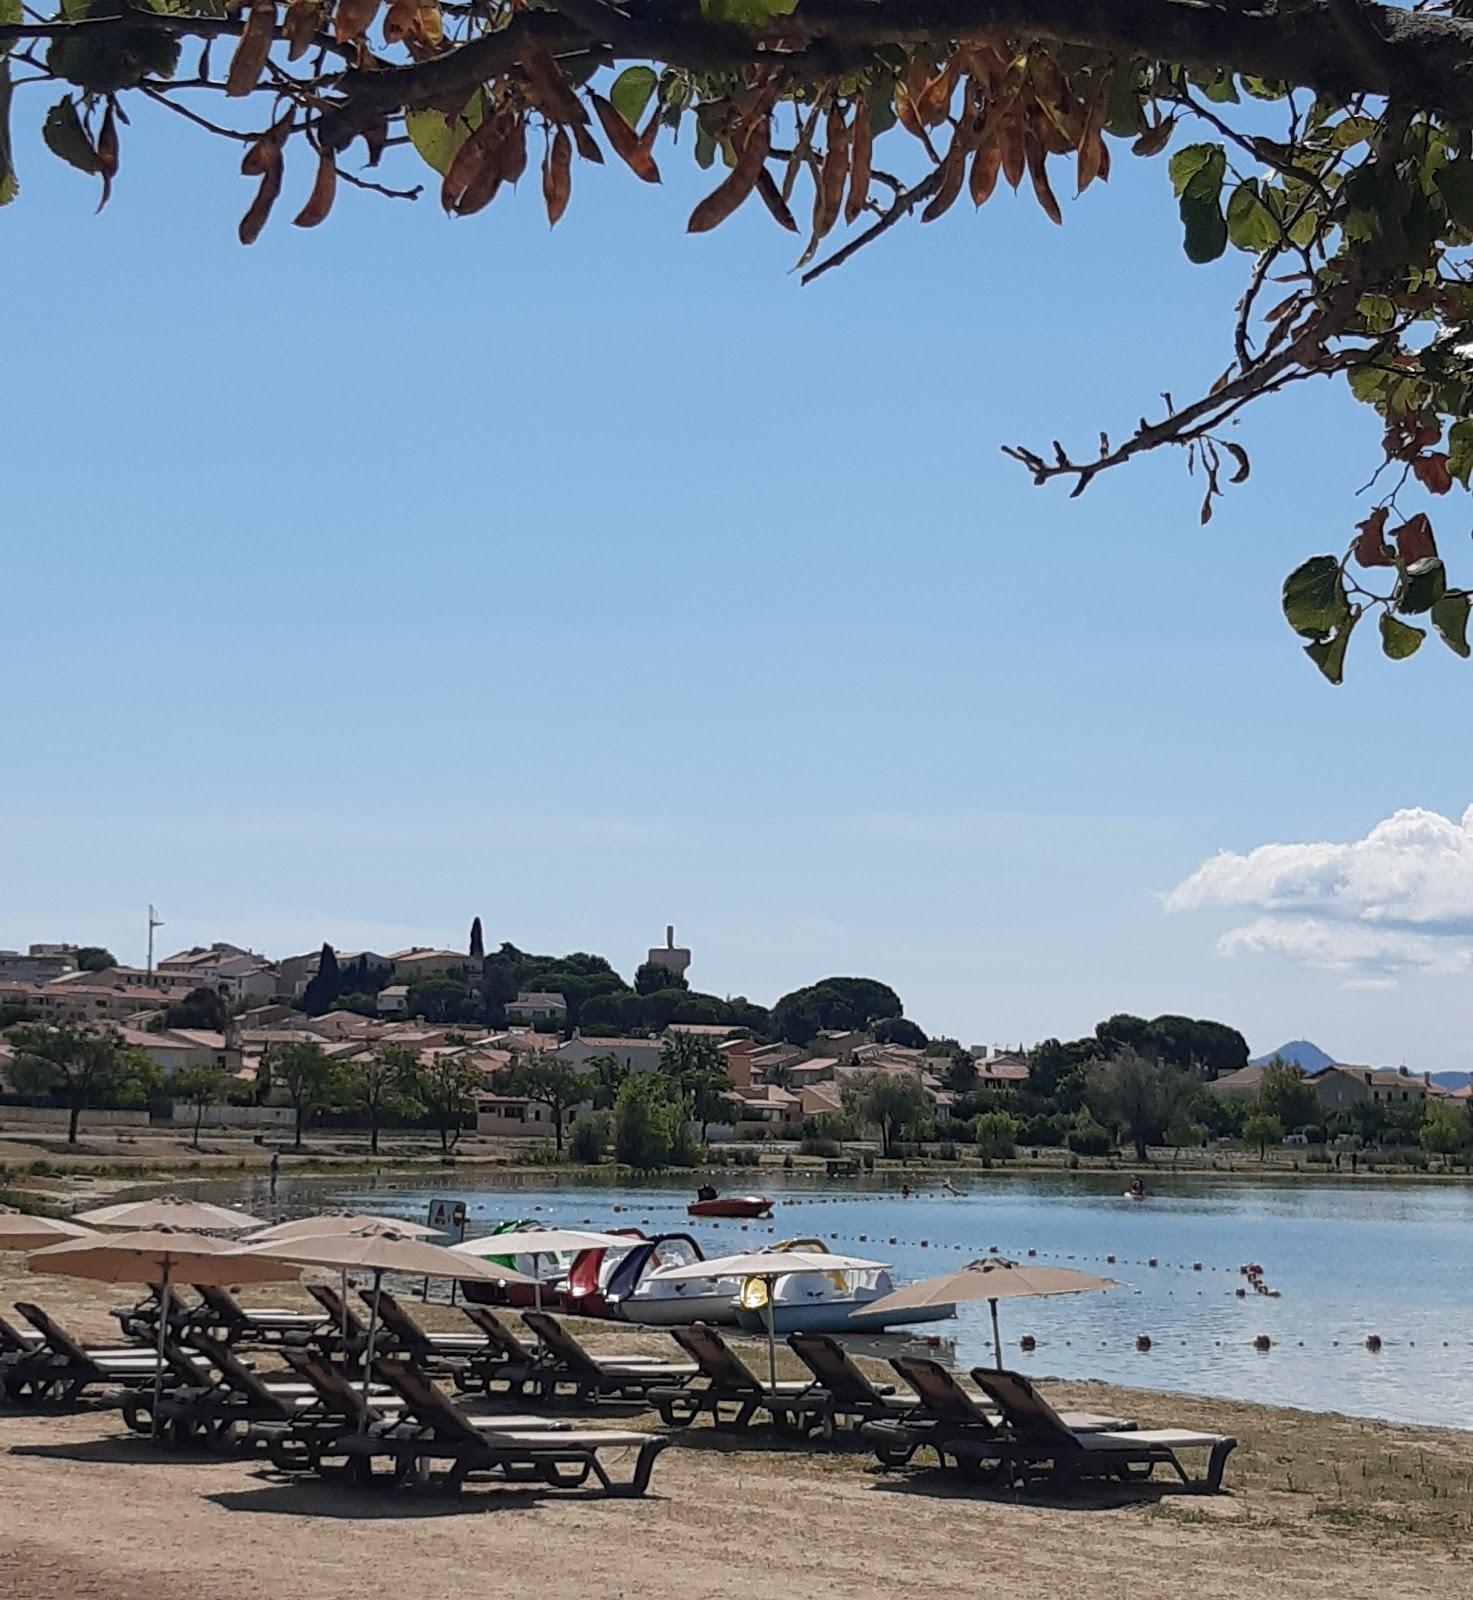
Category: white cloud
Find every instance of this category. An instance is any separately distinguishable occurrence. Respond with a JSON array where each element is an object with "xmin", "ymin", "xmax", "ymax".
[
  {"xmin": 1340, "ymin": 977, "xmax": 1401, "ymax": 993},
  {"xmin": 1166, "ymin": 806, "xmax": 1473, "ymax": 977}
]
